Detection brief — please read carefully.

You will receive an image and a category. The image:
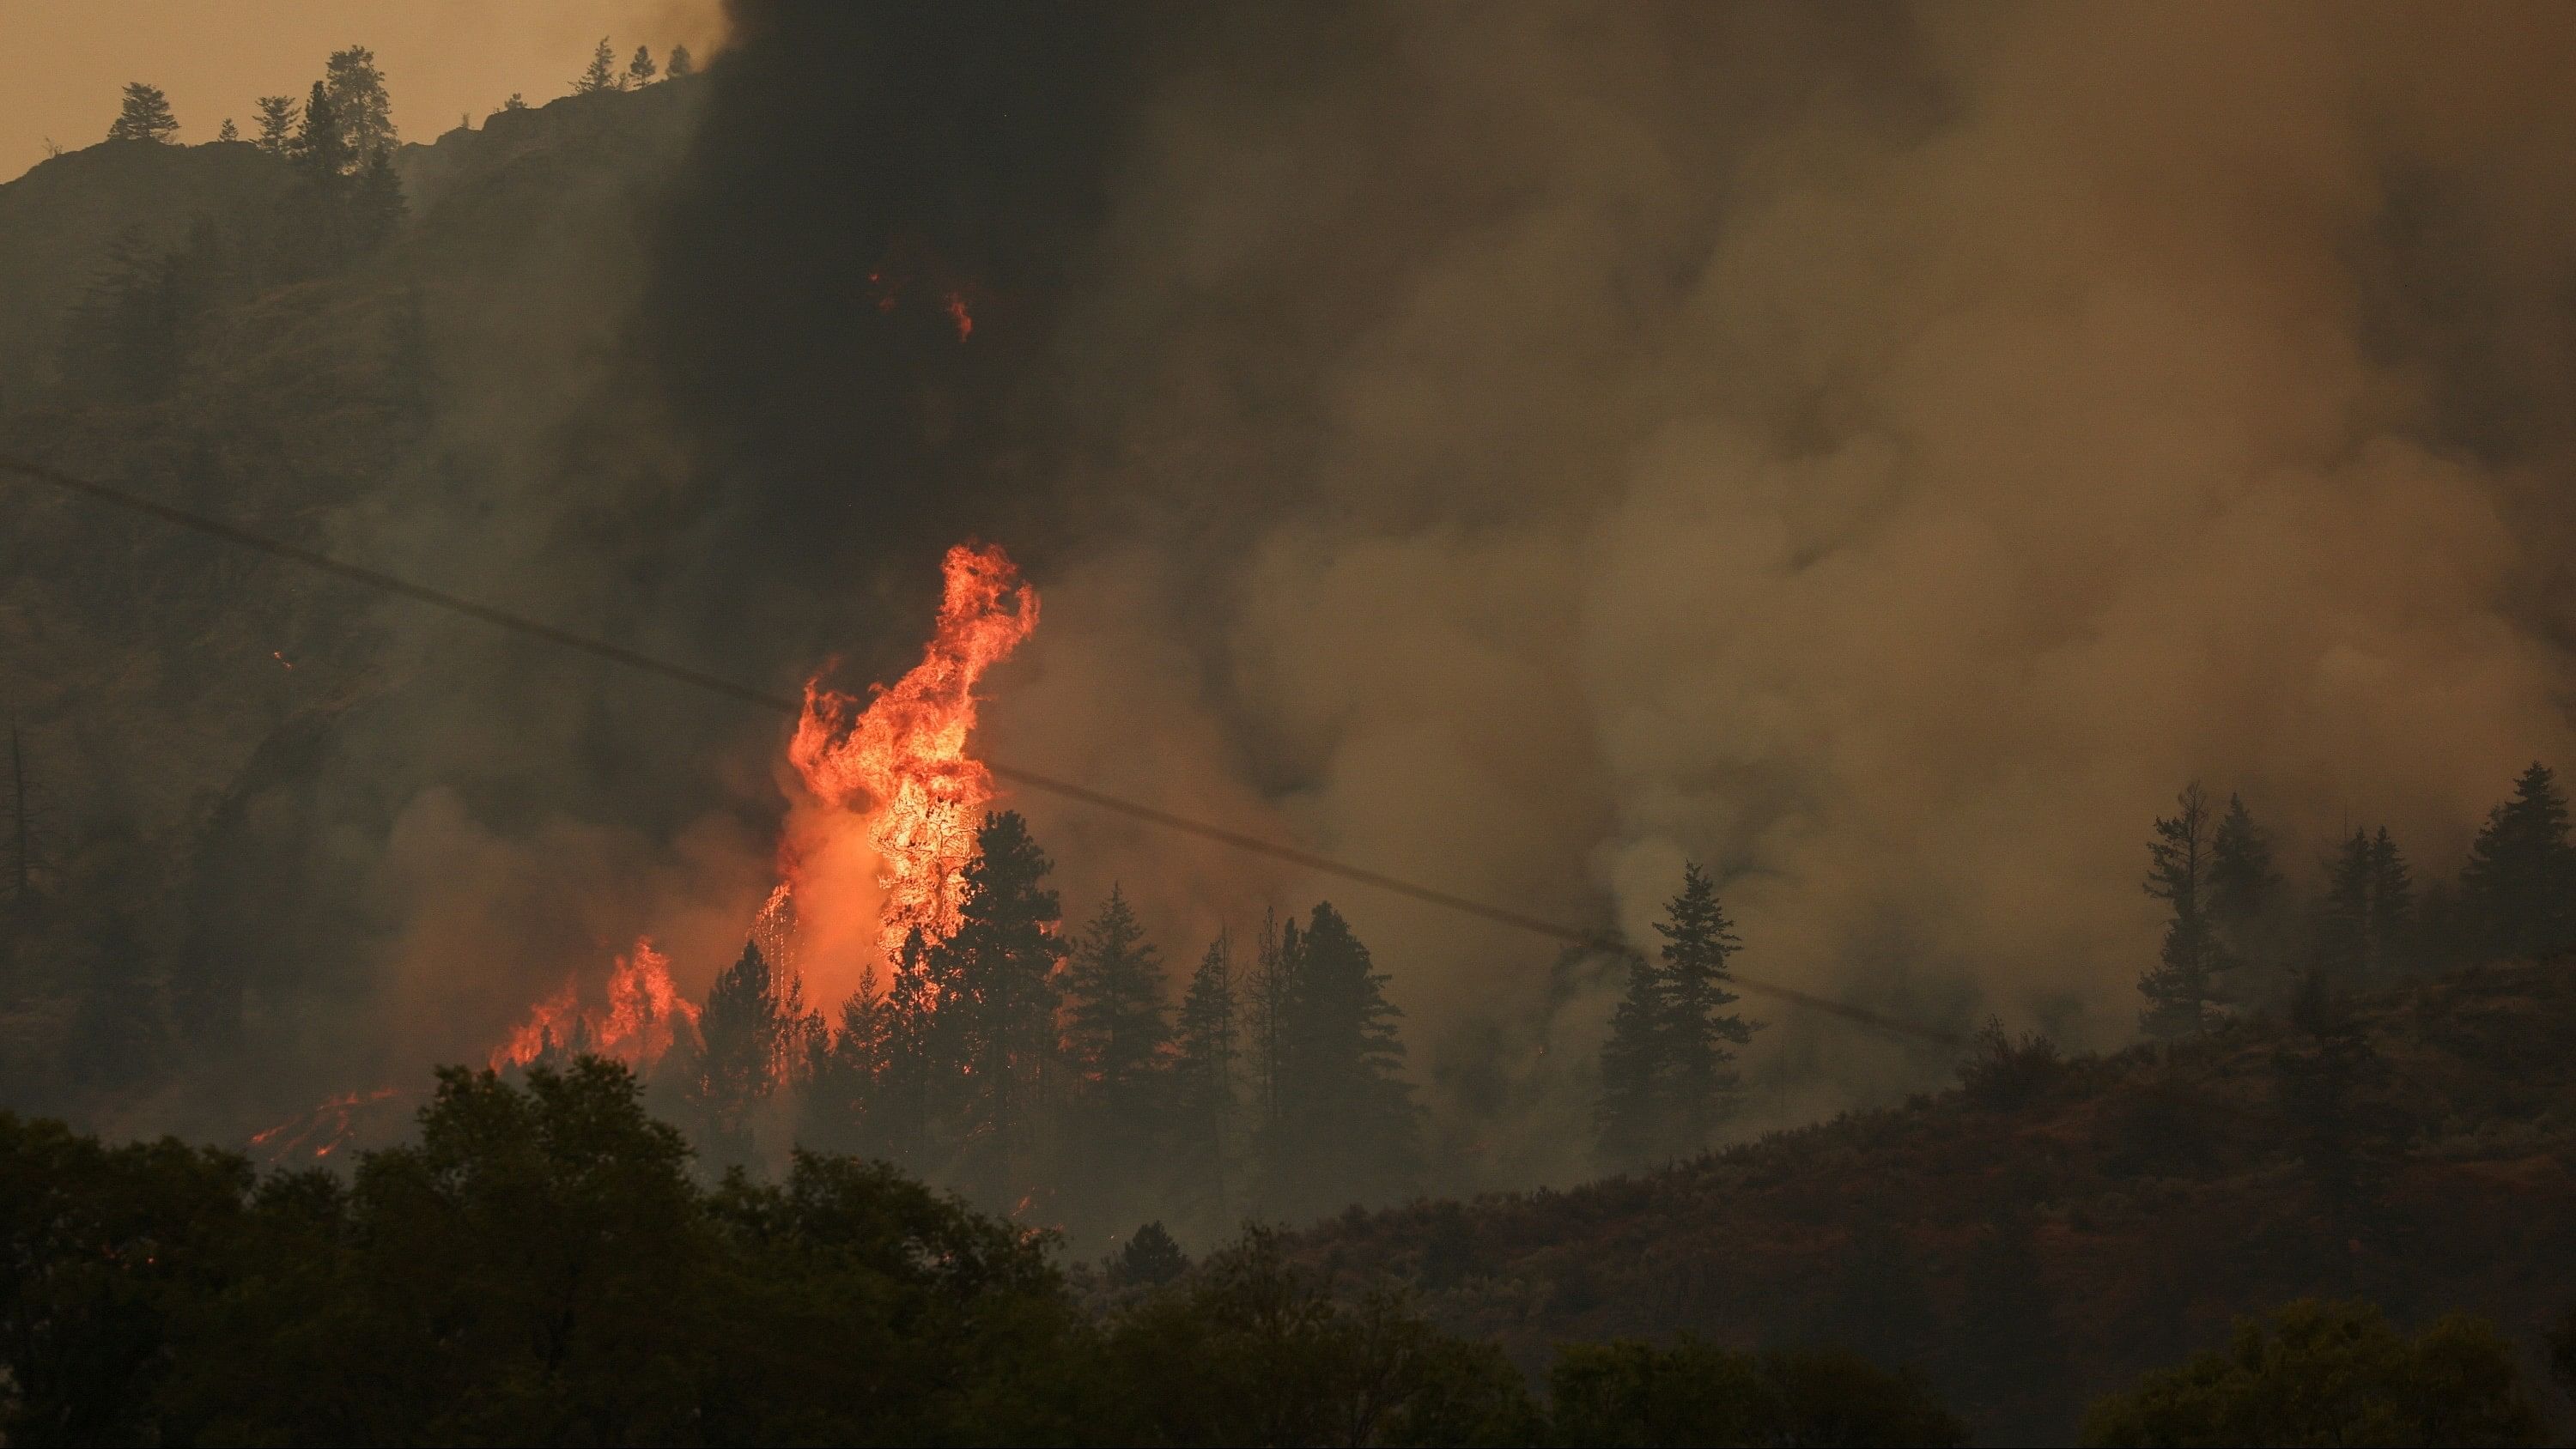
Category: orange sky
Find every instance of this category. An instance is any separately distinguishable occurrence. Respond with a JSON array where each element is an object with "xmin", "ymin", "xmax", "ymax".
[{"xmin": 2, "ymin": 0, "xmax": 729, "ymax": 182}]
